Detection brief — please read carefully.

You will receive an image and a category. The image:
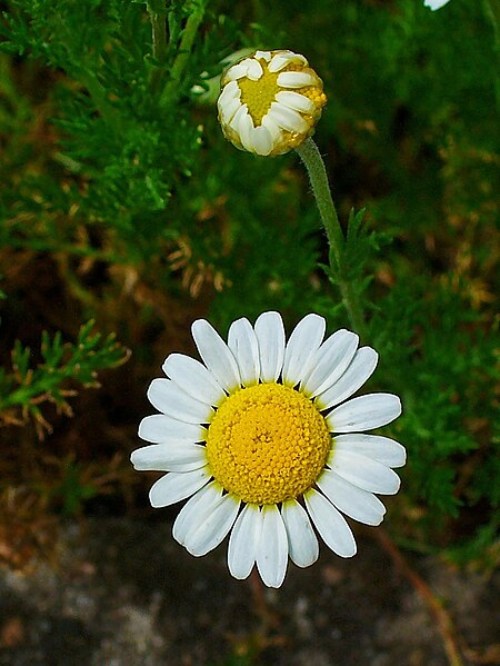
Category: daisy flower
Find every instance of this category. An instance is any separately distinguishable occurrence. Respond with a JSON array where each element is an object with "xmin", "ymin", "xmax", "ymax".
[
  {"xmin": 217, "ymin": 49, "xmax": 327, "ymax": 157},
  {"xmin": 423, "ymin": 0, "xmax": 451, "ymax": 9},
  {"xmin": 131, "ymin": 312, "xmax": 405, "ymax": 588}
]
